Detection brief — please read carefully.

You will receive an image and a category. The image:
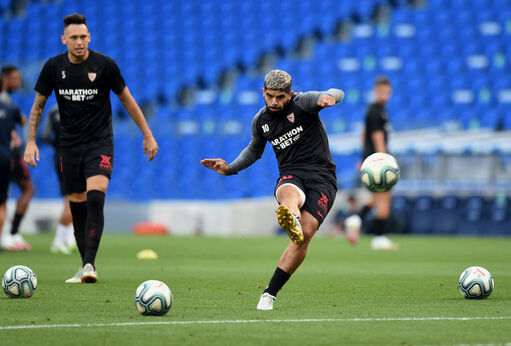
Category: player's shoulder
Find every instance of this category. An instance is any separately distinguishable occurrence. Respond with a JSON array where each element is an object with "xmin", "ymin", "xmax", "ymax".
[
  {"xmin": 44, "ymin": 52, "xmax": 67, "ymax": 68},
  {"xmin": 253, "ymin": 106, "xmax": 268, "ymax": 122},
  {"xmin": 367, "ymin": 103, "xmax": 383, "ymax": 116},
  {"xmin": 89, "ymin": 50, "xmax": 117, "ymax": 65}
]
